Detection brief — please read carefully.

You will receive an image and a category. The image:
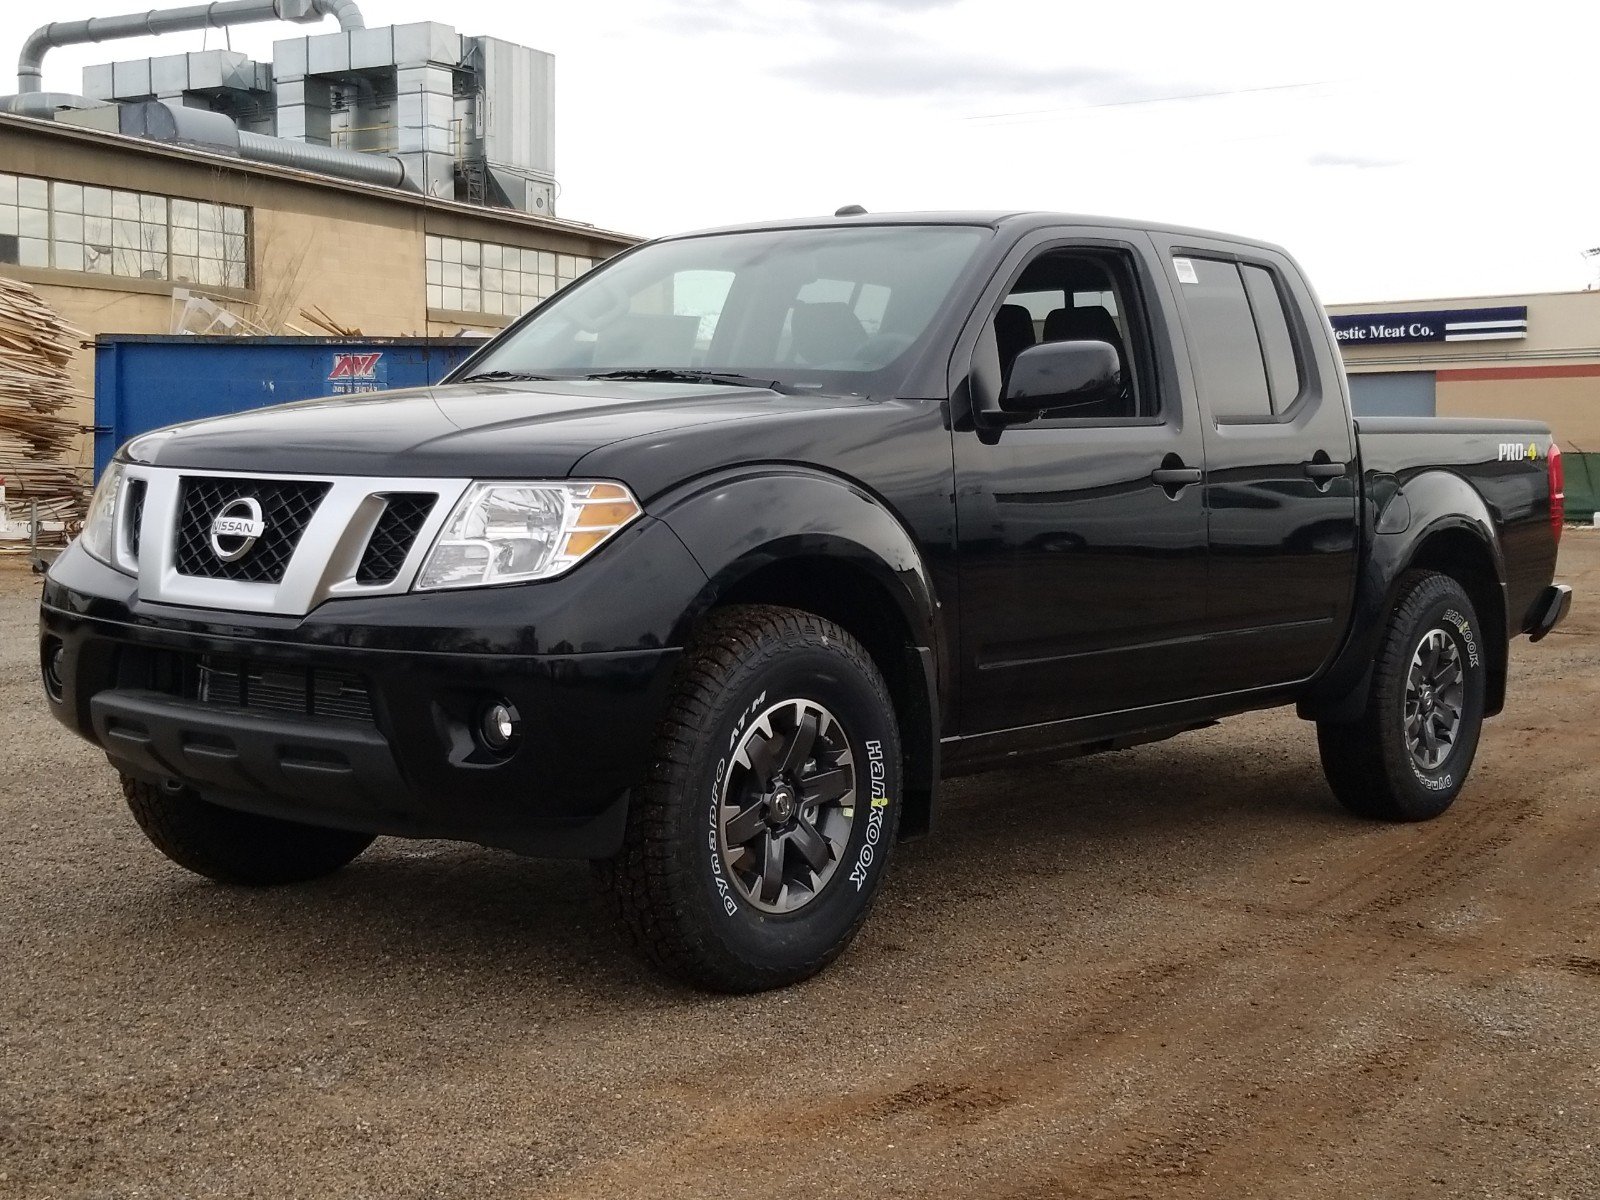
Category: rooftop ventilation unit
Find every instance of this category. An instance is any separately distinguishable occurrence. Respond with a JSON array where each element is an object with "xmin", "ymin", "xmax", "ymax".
[{"xmin": 7, "ymin": 4, "xmax": 559, "ymax": 214}]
